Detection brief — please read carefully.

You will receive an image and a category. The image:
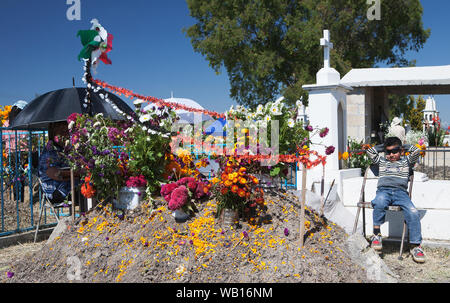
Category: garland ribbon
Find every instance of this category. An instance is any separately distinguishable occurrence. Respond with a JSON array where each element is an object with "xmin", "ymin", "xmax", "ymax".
[{"xmin": 94, "ymin": 79, "xmax": 226, "ymax": 119}]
